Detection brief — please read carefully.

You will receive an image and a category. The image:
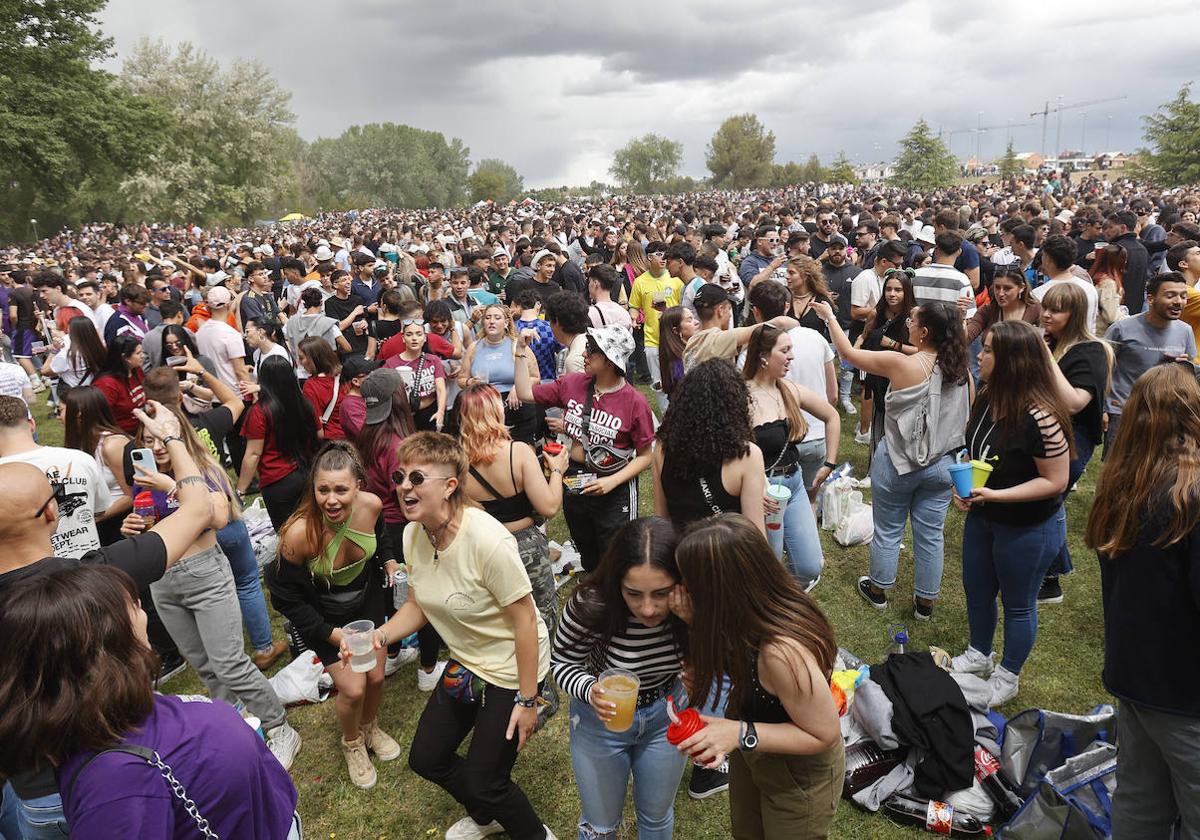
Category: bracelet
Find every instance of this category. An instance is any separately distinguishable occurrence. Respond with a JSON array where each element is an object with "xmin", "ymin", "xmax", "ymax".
[
  {"xmin": 513, "ymin": 692, "xmax": 537, "ymax": 708},
  {"xmin": 823, "ymin": 461, "xmax": 837, "ymax": 471},
  {"xmin": 550, "ymin": 467, "xmax": 563, "ymax": 476},
  {"xmin": 162, "ymin": 435, "xmax": 184, "ymax": 446},
  {"xmin": 515, "ymin": 353, "xmax": 528, "ymax": 358},
  {"xmin": 376, "ymin": 628, "xmax": 388, "ymax": 648}
]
